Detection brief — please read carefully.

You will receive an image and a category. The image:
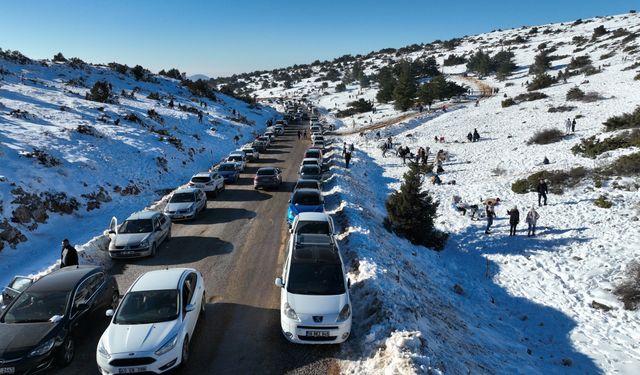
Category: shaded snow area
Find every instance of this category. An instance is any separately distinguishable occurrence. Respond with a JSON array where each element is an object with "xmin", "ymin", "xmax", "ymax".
[
  {"xmin": 0, "ymin": 56, "xmax": 276, "ymax": 285},
  {"xmin": 303, "ymin": 13, "xmax": 640, "ymax": 375}
]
